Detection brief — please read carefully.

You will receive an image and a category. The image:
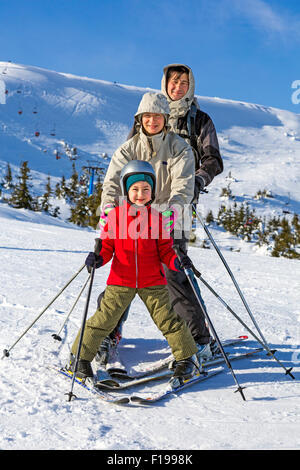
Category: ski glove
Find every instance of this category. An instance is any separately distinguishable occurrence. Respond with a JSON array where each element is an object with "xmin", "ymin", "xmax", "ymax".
[
  {"xmin": 174, "ymin": 255, "xmax": 193, "ymax": 272},
  {"xmin": 85, "ymin": 252, "xmax": 103, "ymax": 273},
  {"xmin": 195, "ymin": 175, "xmax": 205, "ymax": 192},
  {"xmin": 161, "ymin": 207, "xmax": 178, "ymax": 233},
  {"xmin": 99, "ymin": 203, "xmax": 115, "ymax": 232},
  {"xmin": 192, "ymin": 175, "xmax": 206, "ymax": 203}
]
